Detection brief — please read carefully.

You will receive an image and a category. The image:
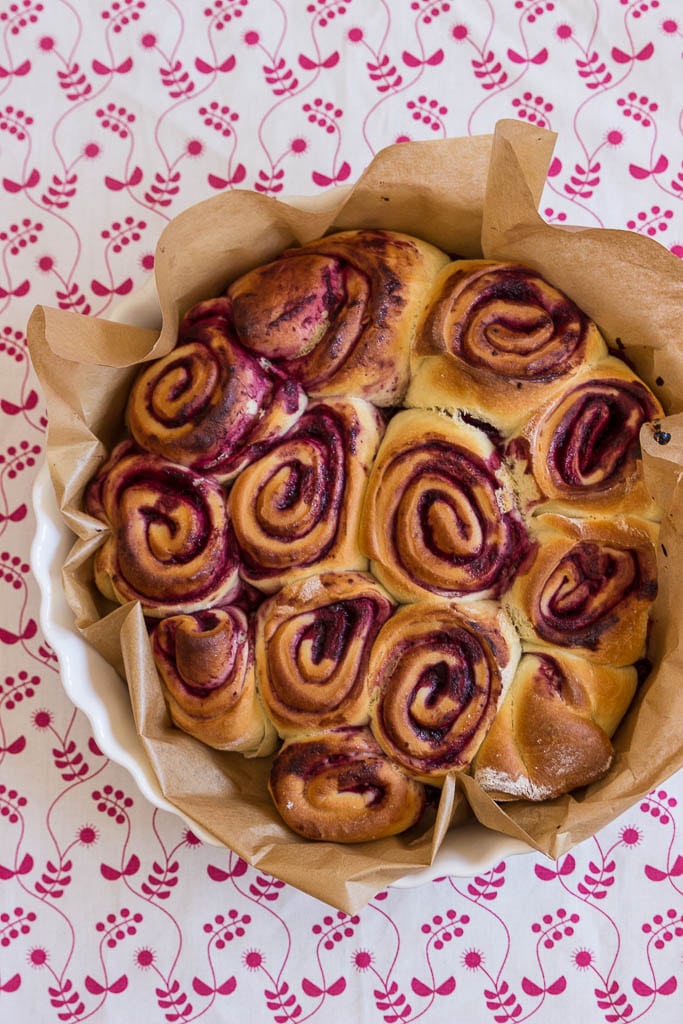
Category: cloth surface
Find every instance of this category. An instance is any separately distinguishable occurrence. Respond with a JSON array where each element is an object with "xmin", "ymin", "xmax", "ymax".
[{"xmin": 1, "ymin": 1, "xmax": 683, "ymax": 1020}]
